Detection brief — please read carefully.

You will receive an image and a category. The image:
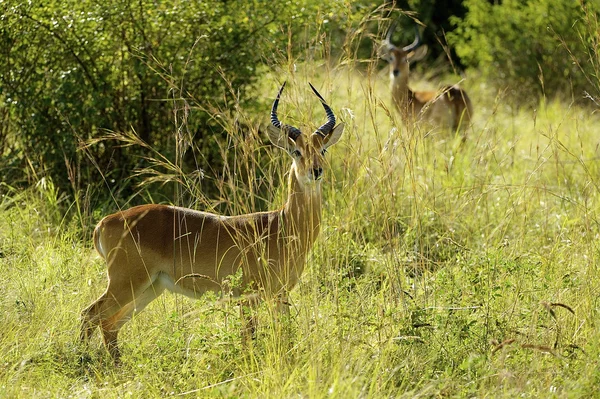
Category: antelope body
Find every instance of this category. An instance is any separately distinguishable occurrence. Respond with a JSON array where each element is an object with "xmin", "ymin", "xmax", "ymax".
[
  {"xmin": 381, "ymin": 20, "xmax": 473, "ymax": 130},
  {"xmin": 81, "ymin": 82, "xmax": 344, "ymax": 361}
]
